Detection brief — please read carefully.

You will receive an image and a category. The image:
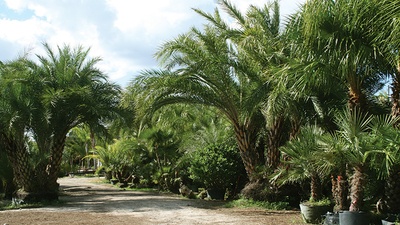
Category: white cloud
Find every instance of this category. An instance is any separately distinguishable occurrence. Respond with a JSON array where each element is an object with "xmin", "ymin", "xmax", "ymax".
[{"xmin": 0, "ymin": 0, "xmax": 306, "ymax": 87}]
